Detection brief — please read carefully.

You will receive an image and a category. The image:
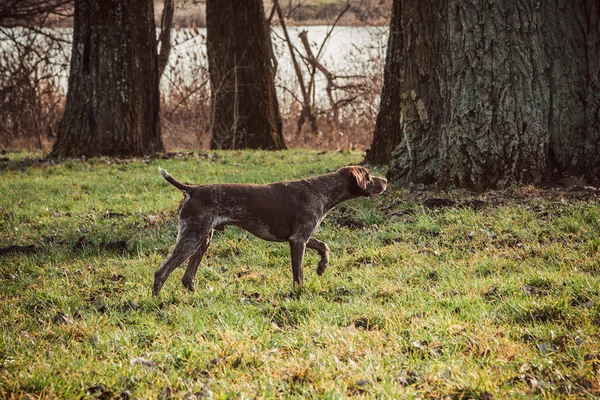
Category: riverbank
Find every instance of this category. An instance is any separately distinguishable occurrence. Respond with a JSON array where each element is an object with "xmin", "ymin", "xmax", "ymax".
[
  {"xmin": 37, "ymin": 1, "xmax": 392, "ymax": 29},
  {"xmin": 165, "ymin": 1, "xmax": 392, "ymax": 28}
]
